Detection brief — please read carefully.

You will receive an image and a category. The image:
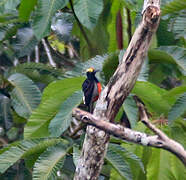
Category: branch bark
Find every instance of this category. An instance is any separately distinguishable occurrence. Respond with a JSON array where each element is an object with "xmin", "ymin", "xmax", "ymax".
[
  {"xmin": 42, "ymin": 38, "xmax": 56, "ymax": 67},
  {"xmin": 74, "ymin": 0, "xmax": 161, "ymax": 179},
  {"xmin": 73, "ymin": 107, "xmax": 186, "ymax": 166}
]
